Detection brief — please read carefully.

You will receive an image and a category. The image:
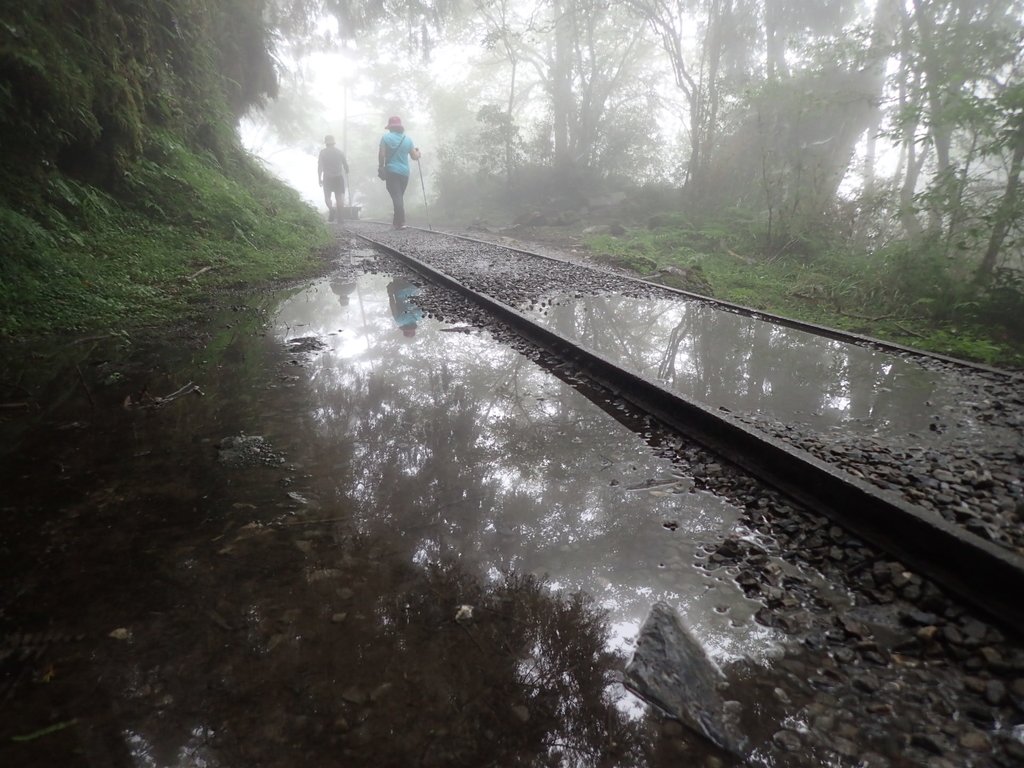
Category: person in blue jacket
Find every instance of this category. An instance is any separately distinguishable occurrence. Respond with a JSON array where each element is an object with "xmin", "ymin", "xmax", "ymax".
[{"xmin": 378, "ymin": 116, "xmax": 421, "ymax": 229}]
